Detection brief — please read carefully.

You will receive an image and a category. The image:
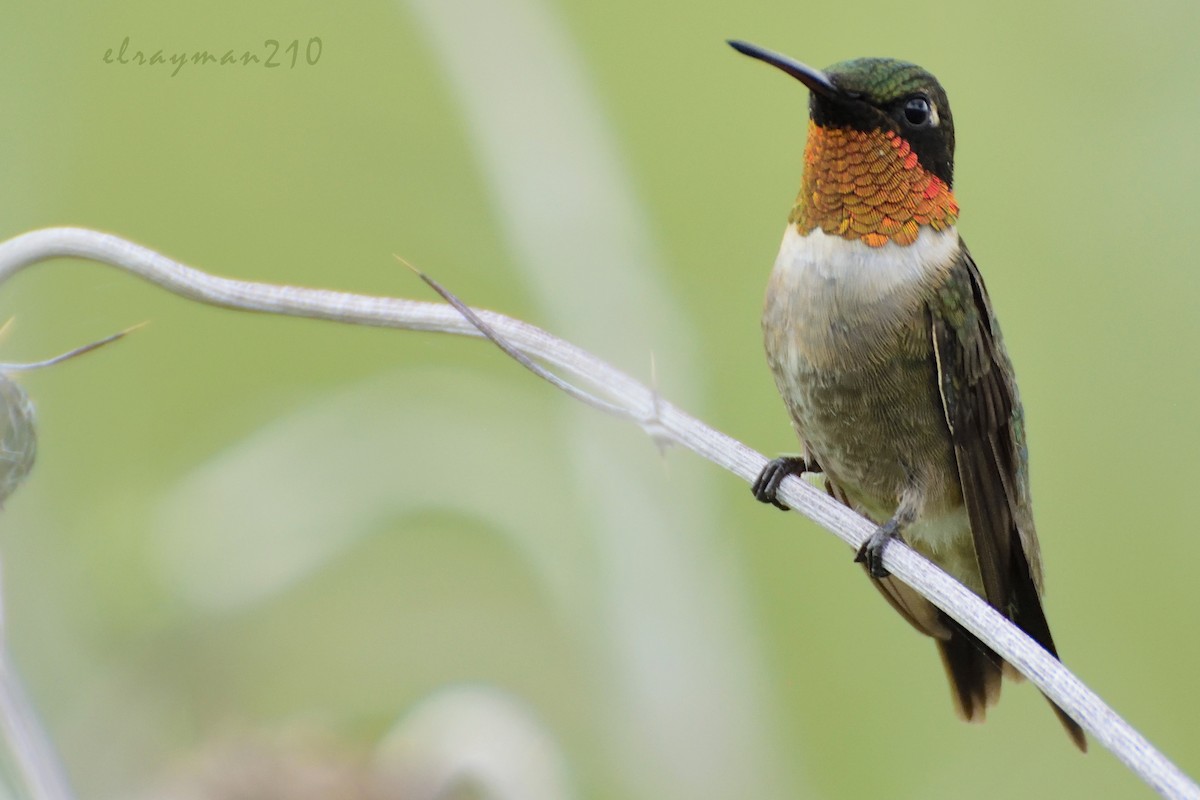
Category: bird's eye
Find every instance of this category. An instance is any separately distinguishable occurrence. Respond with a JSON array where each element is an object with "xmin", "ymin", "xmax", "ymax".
[{"xmin": 903, "ymin": 96, "xmax": 932, "ymax": 126}]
